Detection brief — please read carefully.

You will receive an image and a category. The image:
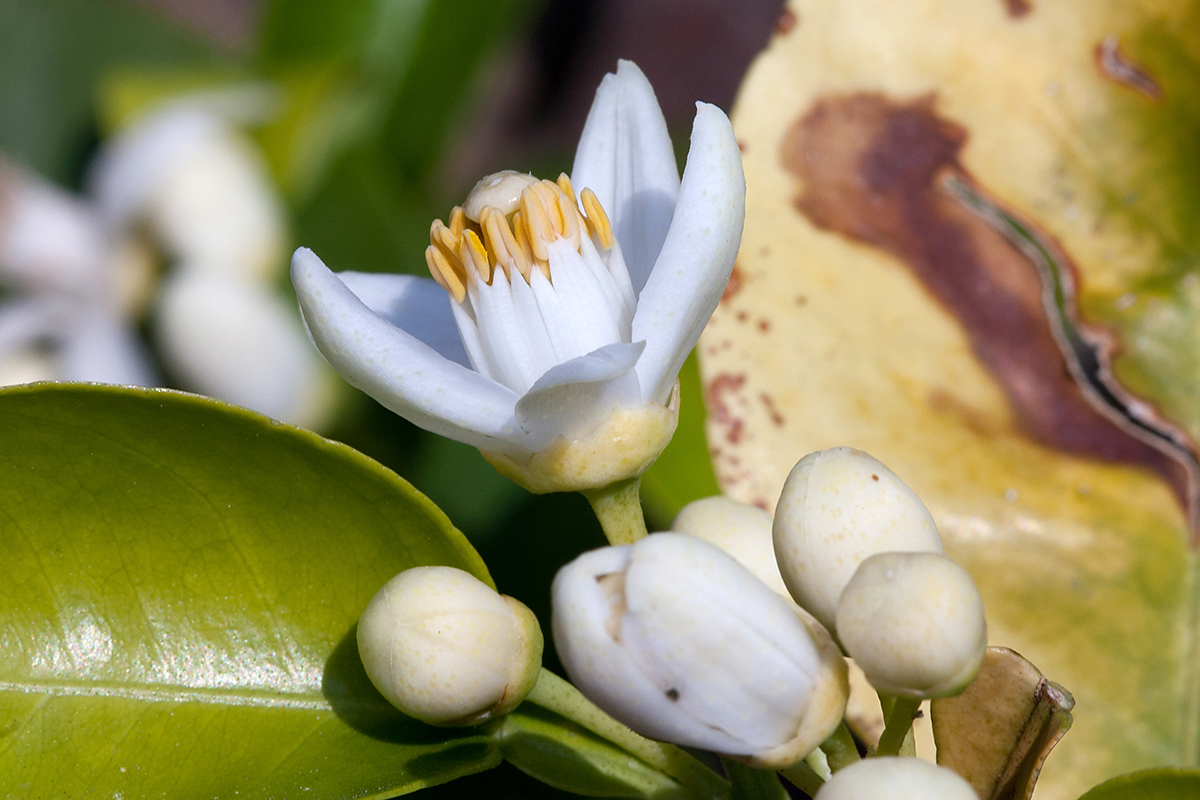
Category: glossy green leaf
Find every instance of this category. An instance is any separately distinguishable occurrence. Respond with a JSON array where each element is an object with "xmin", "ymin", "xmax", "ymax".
[
  {"xmin": 0, "ymin": 383, "xmax": 500, "ymax": 798},
  {"xmin": 1077, "ymin": 769, "xmax": 1200, "ymax": 800}
]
